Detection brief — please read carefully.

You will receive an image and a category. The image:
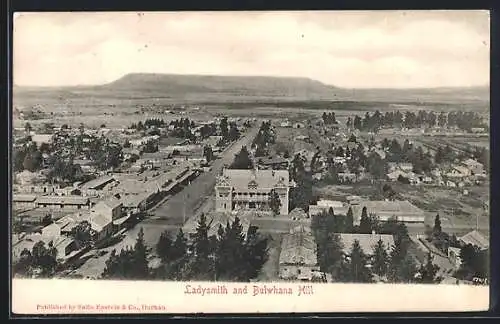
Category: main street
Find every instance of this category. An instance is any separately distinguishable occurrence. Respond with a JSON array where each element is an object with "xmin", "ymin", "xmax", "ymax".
[{"xmin": 72, "ymin": 125, "xmax": 260, "ymax": 278}]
